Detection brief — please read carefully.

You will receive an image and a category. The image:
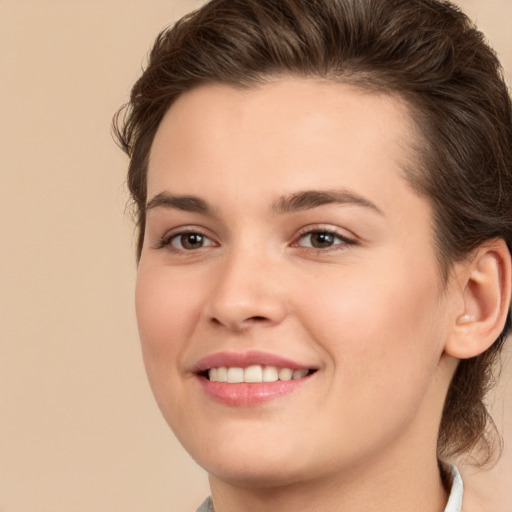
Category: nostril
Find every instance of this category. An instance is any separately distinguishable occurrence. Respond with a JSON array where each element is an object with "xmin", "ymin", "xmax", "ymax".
[
  {"xmin": 248, "ymin": 316, "xmax": 267, "ymax": 322},
  {"xmin": 209, "ymin": 315, "xmax": 268, "ymax": 329}
]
